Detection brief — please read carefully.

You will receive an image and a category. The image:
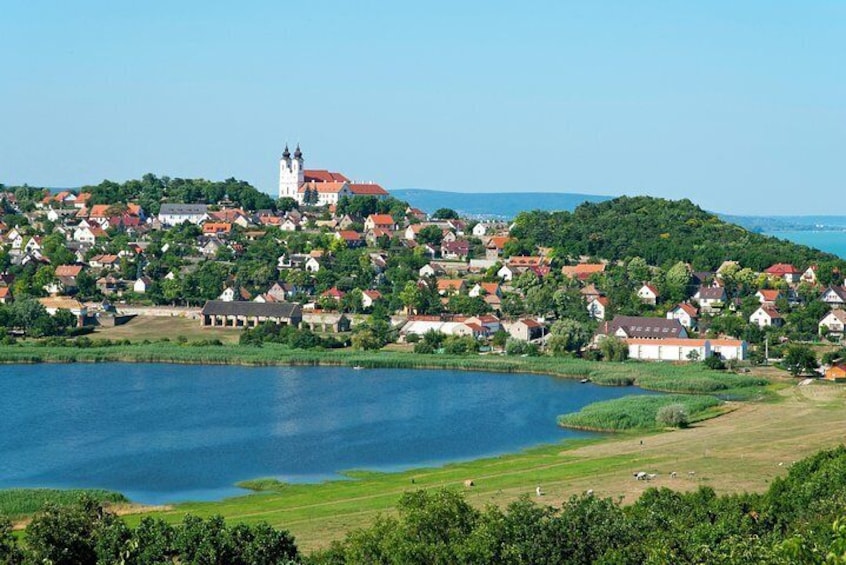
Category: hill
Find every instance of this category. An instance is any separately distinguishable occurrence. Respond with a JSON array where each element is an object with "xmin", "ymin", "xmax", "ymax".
[
  {"xmin": 390, "ymin": 189, "xmax": 612, "ymax": 218},
  {"xmin": 510, "ymin": 196, "xmax": 846, "ymax": 272}
]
